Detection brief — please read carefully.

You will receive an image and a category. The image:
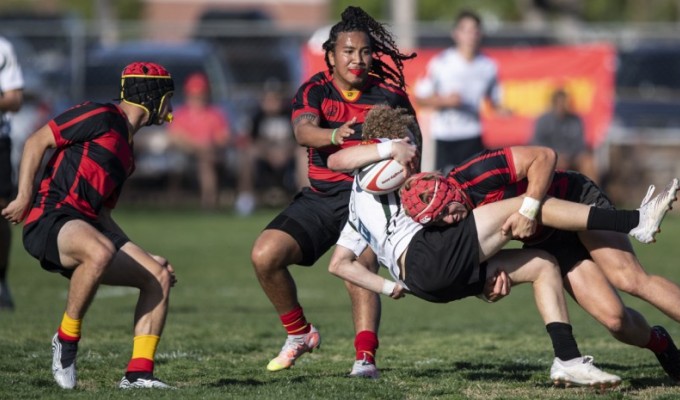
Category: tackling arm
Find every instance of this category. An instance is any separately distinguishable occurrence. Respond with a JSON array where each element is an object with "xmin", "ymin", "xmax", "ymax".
[
  {"xmin": 500, "ymin": 146, "xmax": 557, "ymax": 238},
  {"xmin": 327, "ymin": 138, "xmax": 417, "ymax": 173},
  {"xmin": 293, "ymin": 112, "xmax": 356, "ymax": 148}
]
